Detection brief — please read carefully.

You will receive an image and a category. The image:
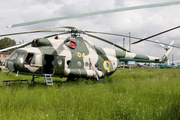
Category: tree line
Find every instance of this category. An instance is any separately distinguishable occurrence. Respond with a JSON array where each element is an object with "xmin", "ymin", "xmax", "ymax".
[{"xmin": 0, "ymin": 37, "xmax": 16, "ymax": 50}]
